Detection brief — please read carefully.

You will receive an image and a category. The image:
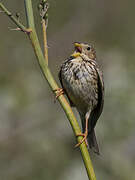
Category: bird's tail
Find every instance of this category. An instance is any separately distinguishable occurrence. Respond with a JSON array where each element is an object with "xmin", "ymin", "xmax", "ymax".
[{"xmin": 87, "ymin": 130, "xmax": 100, "ymax": 155}]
